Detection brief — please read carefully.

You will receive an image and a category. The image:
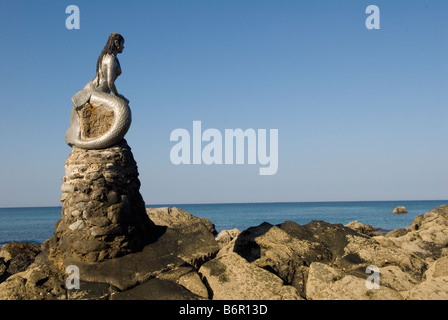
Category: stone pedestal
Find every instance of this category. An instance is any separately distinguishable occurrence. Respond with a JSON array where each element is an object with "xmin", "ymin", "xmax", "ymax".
[{"xmin": 46, "ymin": 139, "xmax": 154, "ymax": 263}]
